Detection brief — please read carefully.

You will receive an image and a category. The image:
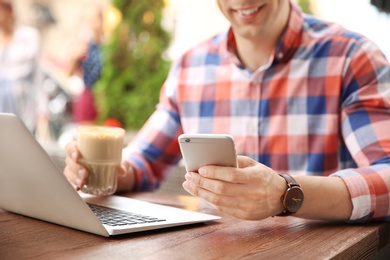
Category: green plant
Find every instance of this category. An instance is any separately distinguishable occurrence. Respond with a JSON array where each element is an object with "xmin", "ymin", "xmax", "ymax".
[
  {"xmin": 95, "ymin": 0, "xmax": 171, "ymax": 129},
  {"xmin": 298, "ymin": 0, "xmax": 313, "ymax": 14}
]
